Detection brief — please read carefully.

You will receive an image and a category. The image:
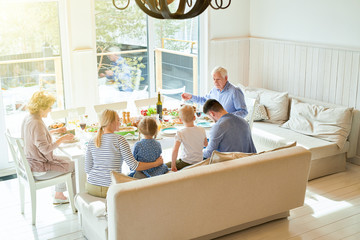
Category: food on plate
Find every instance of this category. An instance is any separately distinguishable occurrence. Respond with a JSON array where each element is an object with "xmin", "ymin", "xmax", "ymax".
[
  {"xmin": 118, "ymin": 126, "xmax": 136, "ymax": 132},
  {"xmin": 49, "ymin": 122, "xmax": 65, "ymax": 129},
  {"xmin": 86, "ymin": 123, "xmax": 99, "ymax": 133},
  {"xmin": 173, "ymin": 118, "xmax": 183, "ymax": 125},
  {"xmin": 140, "ymin": 107, "xmax": 157, "ymax": 116},
  {"xmin": 161, "ymin": 121, "xmax": 175, "ymax": 129}
]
